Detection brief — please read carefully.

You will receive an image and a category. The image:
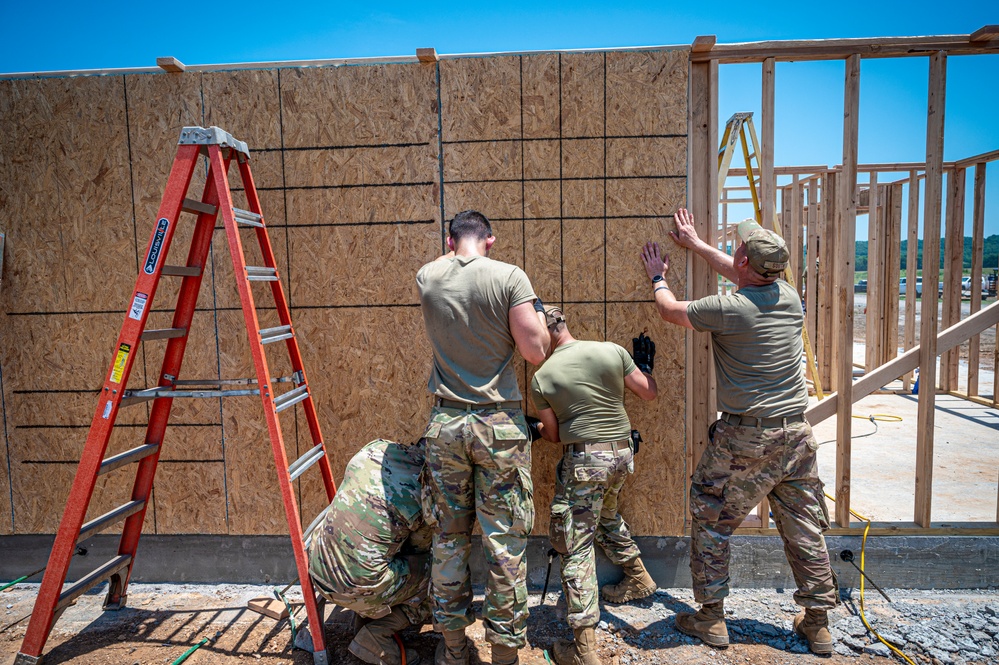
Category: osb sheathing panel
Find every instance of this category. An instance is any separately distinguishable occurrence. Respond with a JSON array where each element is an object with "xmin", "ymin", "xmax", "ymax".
[{"xmin": 0, "ymin": 46, "xmax": 690, "ymax": 538}]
